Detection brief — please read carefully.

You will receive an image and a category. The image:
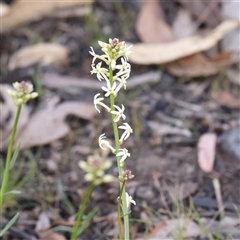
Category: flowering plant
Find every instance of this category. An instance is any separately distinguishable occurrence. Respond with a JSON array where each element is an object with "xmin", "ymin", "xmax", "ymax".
[
  {"xmin": 90, "ymin": 38, "xmax": 135, "ymax": 240},
  {"xmin": 0, "ymin": 81, "xmax": 38, "ymax": 236}
]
